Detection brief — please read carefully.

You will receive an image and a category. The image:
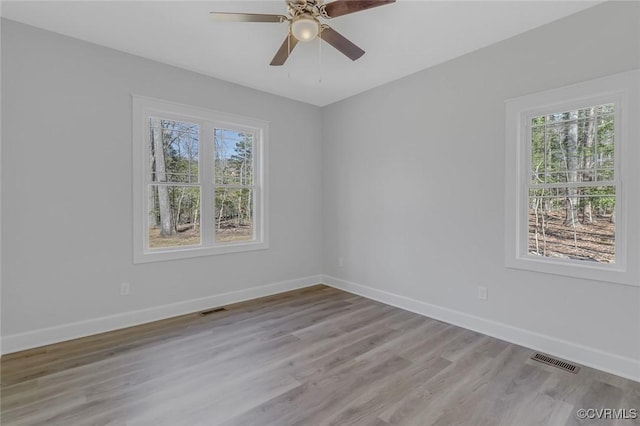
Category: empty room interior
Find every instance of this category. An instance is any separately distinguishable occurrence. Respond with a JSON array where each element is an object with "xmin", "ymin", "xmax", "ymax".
[{"xmin": 1, "ymin": 0, "xmax": 640, "ymax": 425}]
